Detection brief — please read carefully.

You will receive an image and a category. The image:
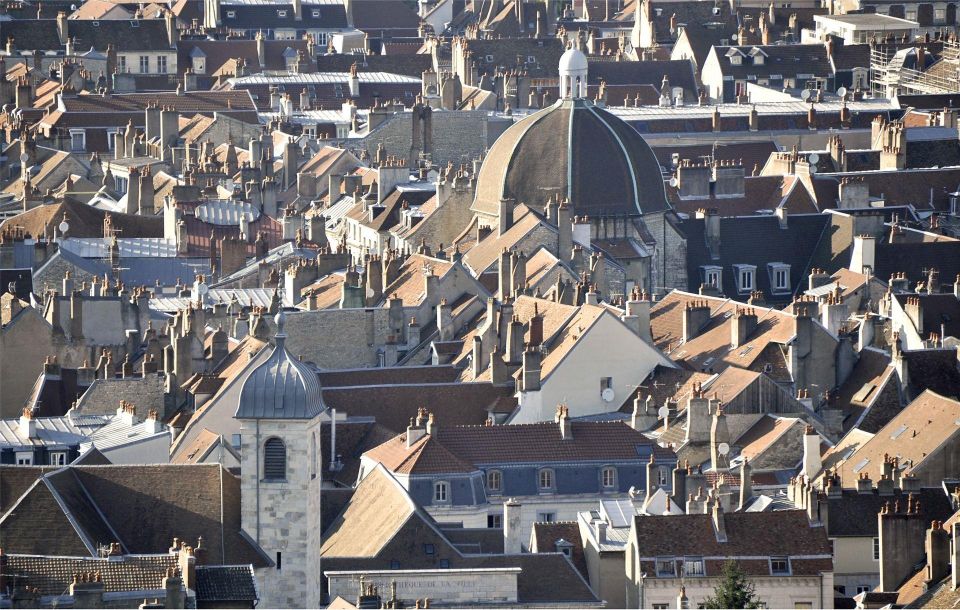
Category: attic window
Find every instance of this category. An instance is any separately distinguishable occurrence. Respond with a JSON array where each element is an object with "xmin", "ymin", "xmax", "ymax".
[
  {"xmin": 852, "ymin": 457, "xmax": 870, "ymax": 473},
  {"xmin": 890, "ymin": 424, "xmax": 909, "ymax": 440},
  {"xmin": 312, "ymin": 9, "xmax": 320, "ymax": 17},
  {"xmin": 734, "ymin": 264, "xmax": 756, "ymax": 293},
  {"xmin": 278, "ymin": 9, "xmax": 287, "ymax": 17},
  {"xmin": 226, "ymin": 10, "xmax": 235, "ymax": 17},
  {"xmin": 92, "ymin": 20, "xmax": 100, "ymax": 26},
  {"xmin": 130, "ymin": 20, "xmax": 139, "ymax": 27},
  {"xmin": 730, "ymin": 55, "xmax": 742, "ymax": 65},
  {"xmin": 486, "ymin": 54, "xmax": 494, "ymax": 62}
]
